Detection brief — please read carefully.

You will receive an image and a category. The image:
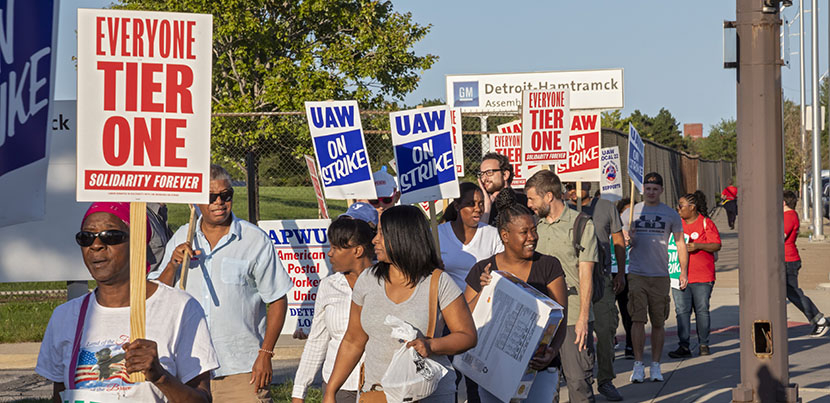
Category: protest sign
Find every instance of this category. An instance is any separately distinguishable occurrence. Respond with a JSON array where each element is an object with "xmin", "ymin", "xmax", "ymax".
[
  {"xmin": 305, "ymin": 100, "xmax": 376, "ymax": 200},
  {"xmin": 521, "ymin": 89, "xmax": 570, "ymax": 165},
  {"xmin": 305, "ymin": 155, "xmax": 329, "ymax": 219},
  {"xmin": 390, "ymin": 106, "xmax": 460, "ymax": 204},
  {"xmin": 450, "ymin": 108, "xmax": 464, "ymax": 177},
  {"xmin": 628, "ymin": 123, "xmax": 645, "ymax": 193},
  {"xmin": 555, "ymin": 111, "xmax": 601, "ymax": 182},
  {"xmin": 76, "ymin": 9, "xmax": 213, "ymax": 204},
  {"xmin": 600, "ymin": 146, "xmax": 623, "ymax": 202},
  {"xmin": 668, "ymin": 233, "xmax": 681, "ymax": 289},
  {"xmin": 261, "ymin": 219, "xmax": 332, "ymax": 335},
  {"xmin": 0, "ymin": 0, "xmax": 58, "ymax": 227},
  {"xmin": 492, "ymin": 120, "xmax": 540, "ymax": 188}
]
